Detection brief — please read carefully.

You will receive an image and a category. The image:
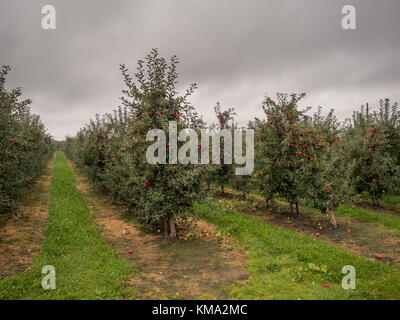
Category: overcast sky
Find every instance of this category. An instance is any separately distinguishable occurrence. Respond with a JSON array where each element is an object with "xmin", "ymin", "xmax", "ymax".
[{"xmin": 1, "ymin": 0, "xmax": 399, "ymax": 140}]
